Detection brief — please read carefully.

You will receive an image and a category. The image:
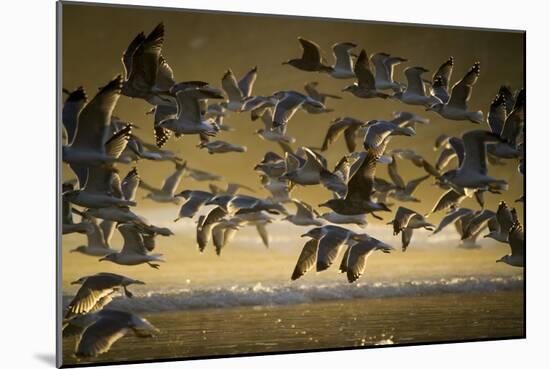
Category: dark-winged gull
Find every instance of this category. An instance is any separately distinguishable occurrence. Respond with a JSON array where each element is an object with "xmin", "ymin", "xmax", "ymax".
[
  {"xmin": 342, "ymin": 49, "xmax": 391, "ymax": 99},
  {"xmin": 282, "ymin": 37, "xmax": 333, "ymax": 73},
  {"xmin": 319, "ymin": 149, "xmax": 391, "ymax": 218}
]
